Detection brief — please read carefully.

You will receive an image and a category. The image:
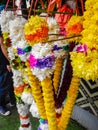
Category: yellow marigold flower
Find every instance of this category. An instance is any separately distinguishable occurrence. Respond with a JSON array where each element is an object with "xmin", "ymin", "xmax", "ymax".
[
  {"xmin": 66, "ymin": 15, "xmax": 83, "ymax": 43},
  {"xmin": 24, "ymin": 15, "xmax": 49, "ymax": 45},
  {"xmin": 70, "ymin": 49, "xmax": 98, "ymax": 80}
]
